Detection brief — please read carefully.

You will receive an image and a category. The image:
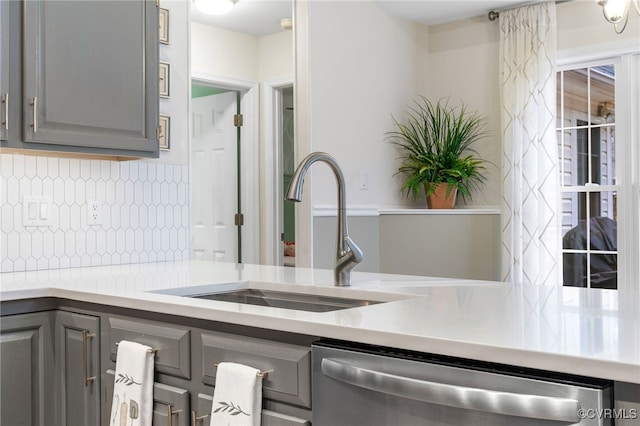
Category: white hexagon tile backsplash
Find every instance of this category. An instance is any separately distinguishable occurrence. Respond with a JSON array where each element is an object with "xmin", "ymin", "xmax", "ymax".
[{"xmin": 0, "ymin": 154, "xmax": 190, "ymax": 273}]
